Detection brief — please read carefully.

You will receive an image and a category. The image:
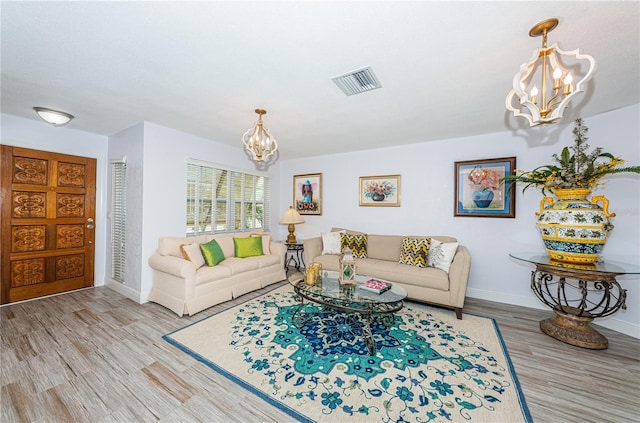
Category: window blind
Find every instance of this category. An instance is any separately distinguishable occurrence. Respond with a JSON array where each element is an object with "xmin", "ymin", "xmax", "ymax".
[
  {"xmin": 187, "ymin": 162, "xmax": 270, "ymax": 236},
  {"xmin": 111, "ymin": 161, "xmax": 126, "ymax": 282}
]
